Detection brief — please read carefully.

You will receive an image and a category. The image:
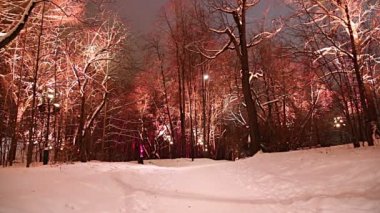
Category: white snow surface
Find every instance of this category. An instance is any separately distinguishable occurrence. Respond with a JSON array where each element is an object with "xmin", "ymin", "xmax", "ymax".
[{"xmin": 1, "ymin": 145, "xmax": 380, "ymax": 213}]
